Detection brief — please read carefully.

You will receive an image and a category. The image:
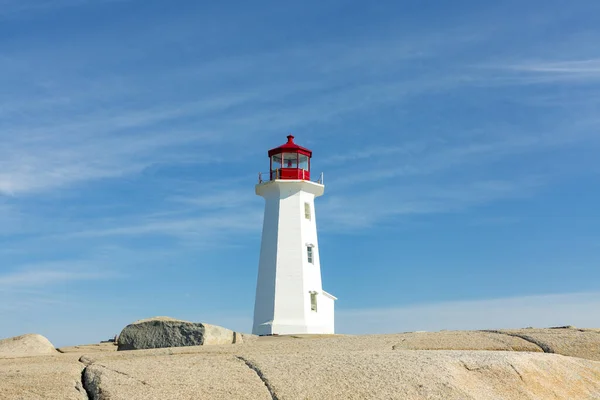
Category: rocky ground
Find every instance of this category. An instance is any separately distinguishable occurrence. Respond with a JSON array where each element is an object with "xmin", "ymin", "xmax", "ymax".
[{"xmin": 1, "ymin": 327, "xmax": 600, "ymax": 399}]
